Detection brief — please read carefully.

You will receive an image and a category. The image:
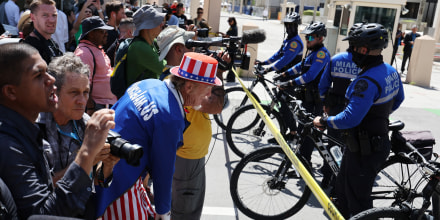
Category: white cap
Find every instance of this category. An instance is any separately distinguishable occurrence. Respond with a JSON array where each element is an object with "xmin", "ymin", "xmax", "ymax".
[{"xmin": 157, "ymin": 25, "xmax": 195, "ymax": 61}]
